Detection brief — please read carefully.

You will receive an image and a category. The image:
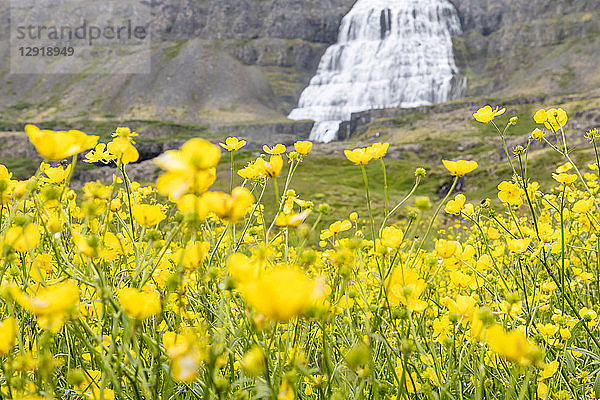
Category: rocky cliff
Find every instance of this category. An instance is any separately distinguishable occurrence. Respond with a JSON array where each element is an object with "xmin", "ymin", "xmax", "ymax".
[{"xmin": 0, "ymin": 0, "xmax": 598, "ymax": 127}]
